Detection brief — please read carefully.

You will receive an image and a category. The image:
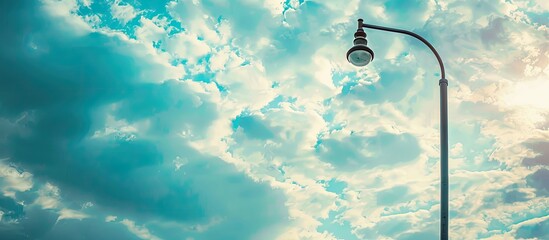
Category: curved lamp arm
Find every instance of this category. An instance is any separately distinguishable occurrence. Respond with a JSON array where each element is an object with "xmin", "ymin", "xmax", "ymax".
[{"xmin": 359, "ymin": 19, "xmax": 447, "ymax": 83}]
